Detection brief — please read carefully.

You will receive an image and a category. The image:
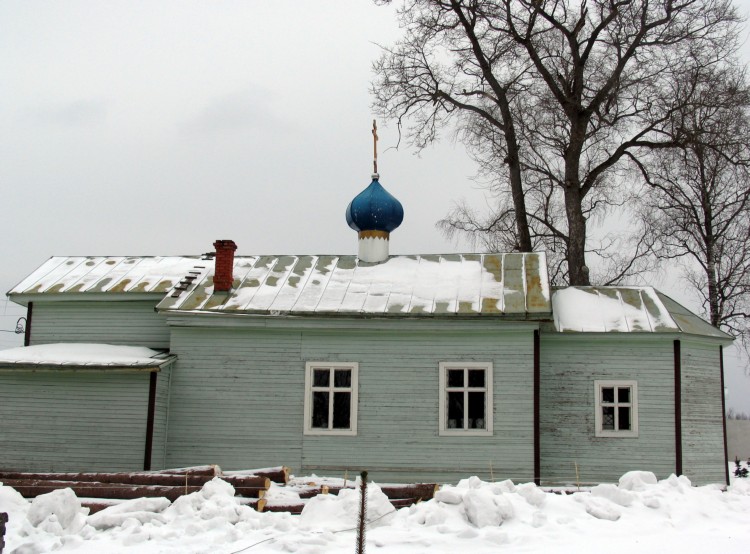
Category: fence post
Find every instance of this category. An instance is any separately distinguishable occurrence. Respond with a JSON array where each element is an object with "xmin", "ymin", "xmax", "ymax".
[{"xmin": 356, "ymin": 471, "xmax": 368, "ymax": 554}]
